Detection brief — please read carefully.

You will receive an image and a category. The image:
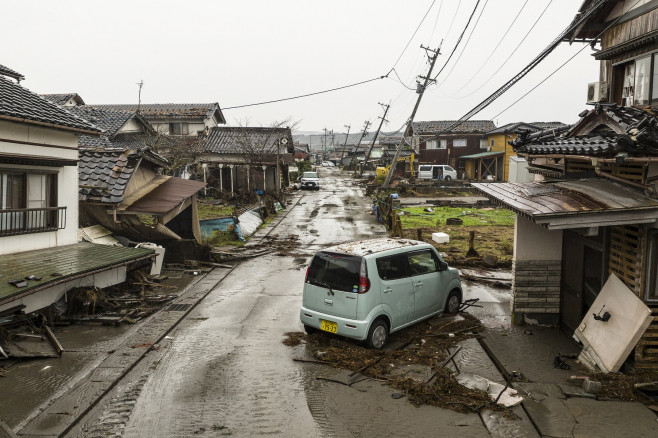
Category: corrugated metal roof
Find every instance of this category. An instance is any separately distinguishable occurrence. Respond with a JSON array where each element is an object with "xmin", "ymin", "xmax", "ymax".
[
  {"xmin": 459, "ymin": 151, "xmax": 505, "ymax": 160},
  {"xmin": 0, "ymin": 243, "xmax": 153, "ymax": 305},
  {"xmin": 472, "ymin": 179, "xmax": 658, "ymax": 229},
  {"xmin": 124, "ymin": 177, "xmax": 206, "ymax": 215}
]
